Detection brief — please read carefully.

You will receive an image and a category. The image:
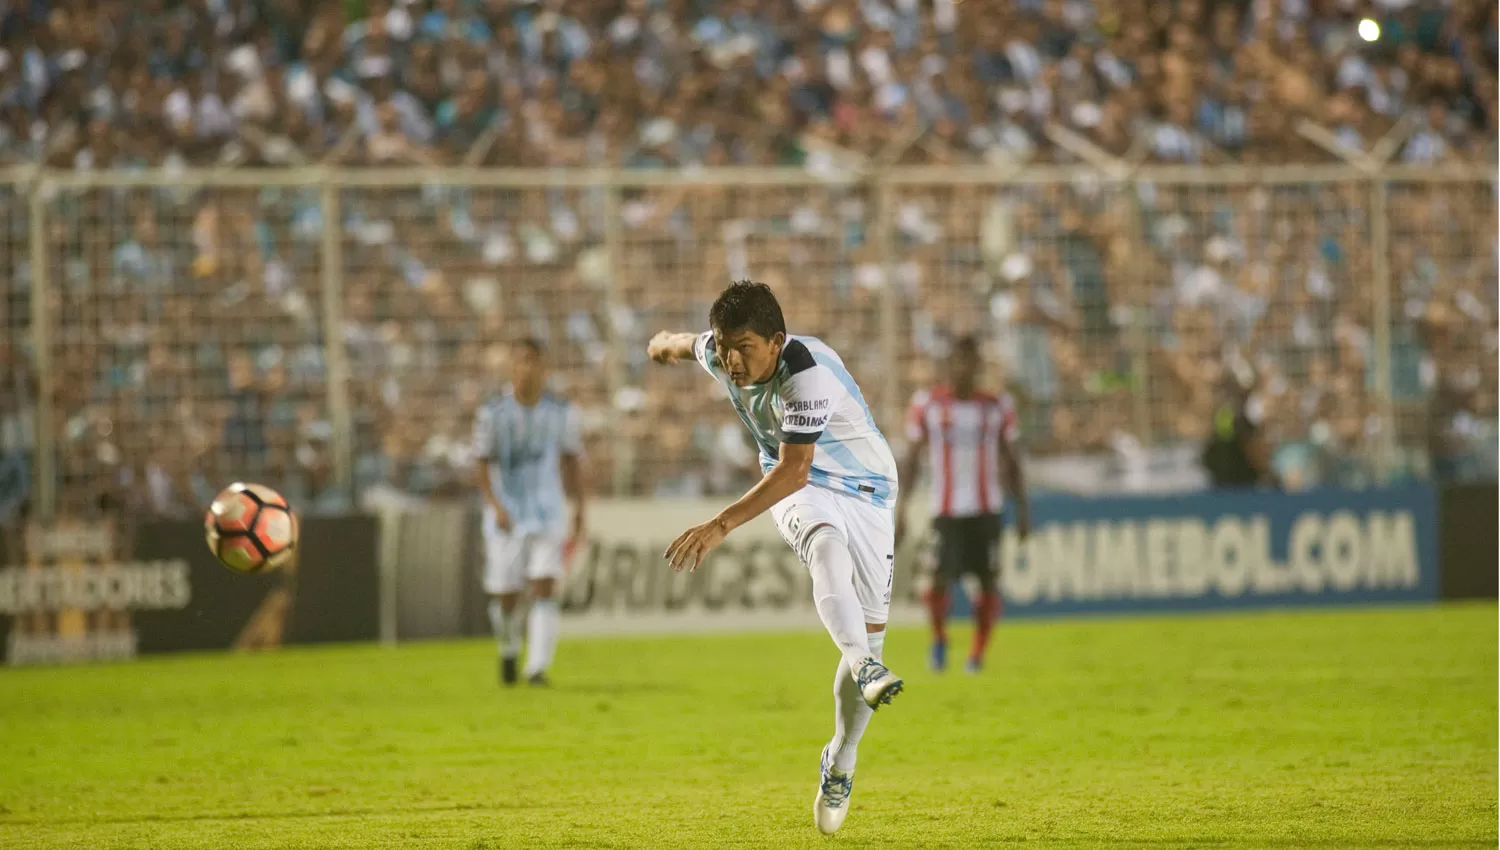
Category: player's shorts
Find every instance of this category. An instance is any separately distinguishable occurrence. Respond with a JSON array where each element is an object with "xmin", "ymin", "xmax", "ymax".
[
  {"xmin": 482, "ymin": 508, "xmax": 565, "ymax": 595},
  {"xmin": 771, "ymin": 486, "xmax": 895, "ymax": 624},
  {"xmin": 931, "ymin": 513, "xmax": 1003, "ymax": 590}
]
